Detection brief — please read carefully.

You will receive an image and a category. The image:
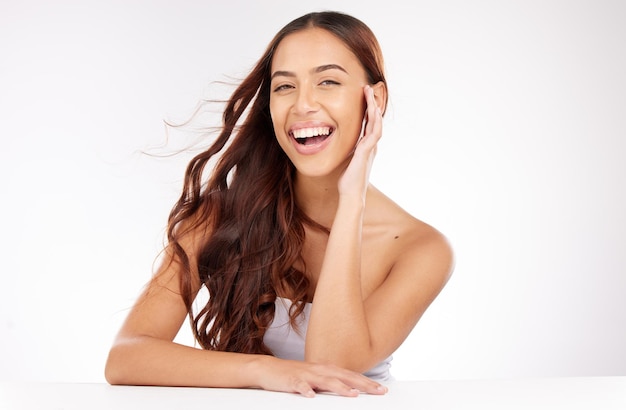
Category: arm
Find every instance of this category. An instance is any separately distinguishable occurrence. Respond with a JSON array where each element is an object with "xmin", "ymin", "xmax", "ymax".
[
  {"xmin": 105, "ymin": 225, "xmax": 387, "ymax": 397},
  {"xmin": 306, "ymin": 215, "xmax": 454, "ymax": 372},
  {"xmin": 305, "ymin": 86, "xmax": 454, "ymax": 371},
  {"xmin": 305, "ymin": 195, "xmax": 369, "ymax": 367}
]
